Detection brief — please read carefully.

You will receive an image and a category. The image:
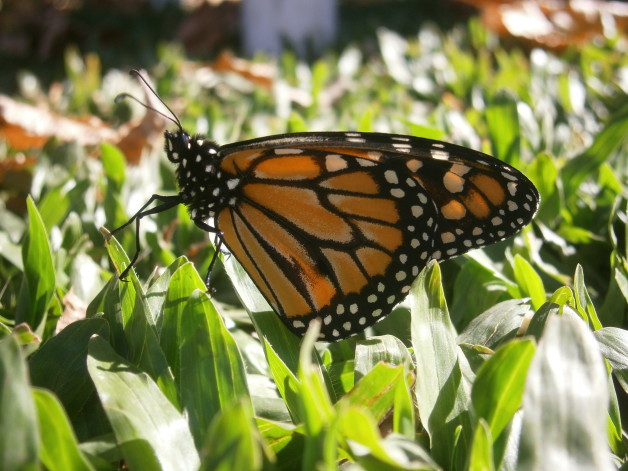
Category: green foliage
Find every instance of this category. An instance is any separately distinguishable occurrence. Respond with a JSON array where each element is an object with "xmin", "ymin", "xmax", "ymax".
[{"xmin": 1, "ymin": 16, "xmax": 628, "ymax": 471}]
